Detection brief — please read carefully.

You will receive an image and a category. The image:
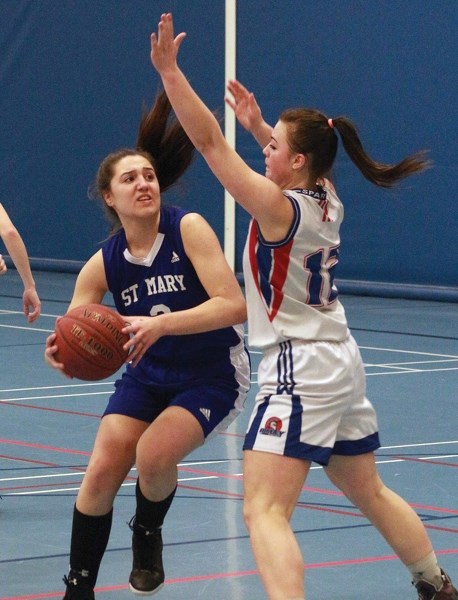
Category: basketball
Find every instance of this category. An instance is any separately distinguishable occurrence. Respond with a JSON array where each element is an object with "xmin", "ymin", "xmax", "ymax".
[{"xmin": 54, "ymin": 304, "xmax": 129, "ymax": 381}]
